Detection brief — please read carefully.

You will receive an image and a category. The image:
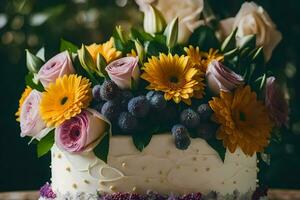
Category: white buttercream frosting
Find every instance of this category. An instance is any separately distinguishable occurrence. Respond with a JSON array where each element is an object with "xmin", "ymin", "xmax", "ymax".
[{"xmin": 51, "ymin": 134, "xmax": 257, "ymax": 196}]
